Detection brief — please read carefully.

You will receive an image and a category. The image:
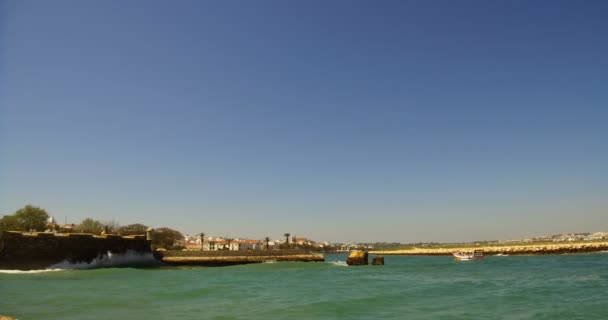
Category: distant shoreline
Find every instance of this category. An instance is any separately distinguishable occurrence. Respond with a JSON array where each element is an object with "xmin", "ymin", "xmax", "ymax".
[{"xmin": 370, "ymin": 241, "xmax": 608, "ymax": 256}]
